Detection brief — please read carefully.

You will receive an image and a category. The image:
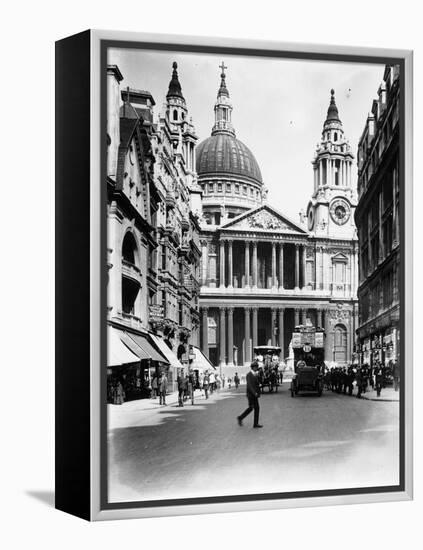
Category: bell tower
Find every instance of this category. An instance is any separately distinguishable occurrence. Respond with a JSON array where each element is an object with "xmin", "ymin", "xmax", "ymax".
[{"xmin": 306, "ymin": 89, "xmax": 356, "ymax": 239}]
